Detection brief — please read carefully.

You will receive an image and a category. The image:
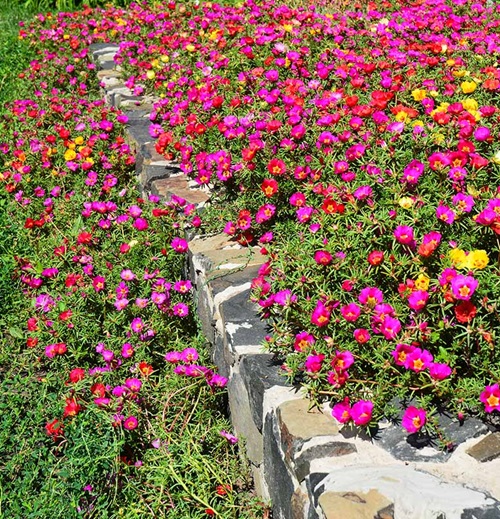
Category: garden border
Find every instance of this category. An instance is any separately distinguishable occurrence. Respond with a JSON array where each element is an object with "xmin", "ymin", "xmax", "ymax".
[{"xmin": 92, "ymin": 43, "xmax": 500, "ymax": 519}]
